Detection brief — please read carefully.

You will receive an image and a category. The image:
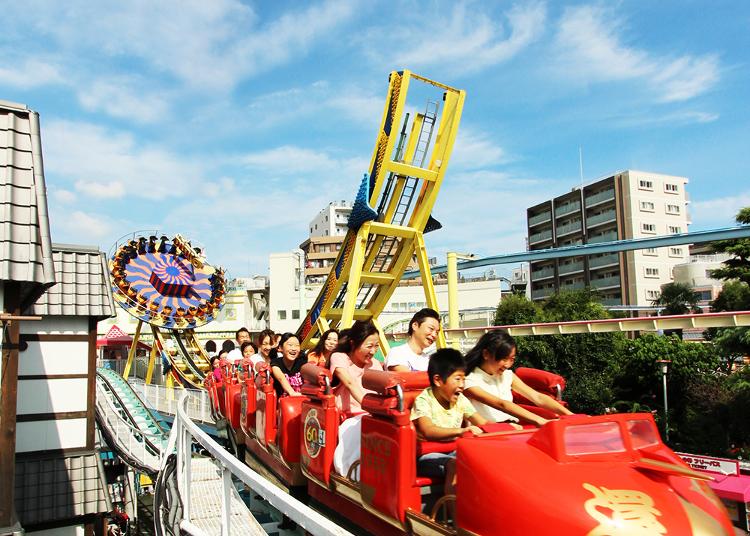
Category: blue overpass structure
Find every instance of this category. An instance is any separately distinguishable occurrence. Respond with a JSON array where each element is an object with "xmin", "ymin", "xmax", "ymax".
[{"xmin": 404, "ymin": 225, "xmax": 750, "ymax": 278}]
